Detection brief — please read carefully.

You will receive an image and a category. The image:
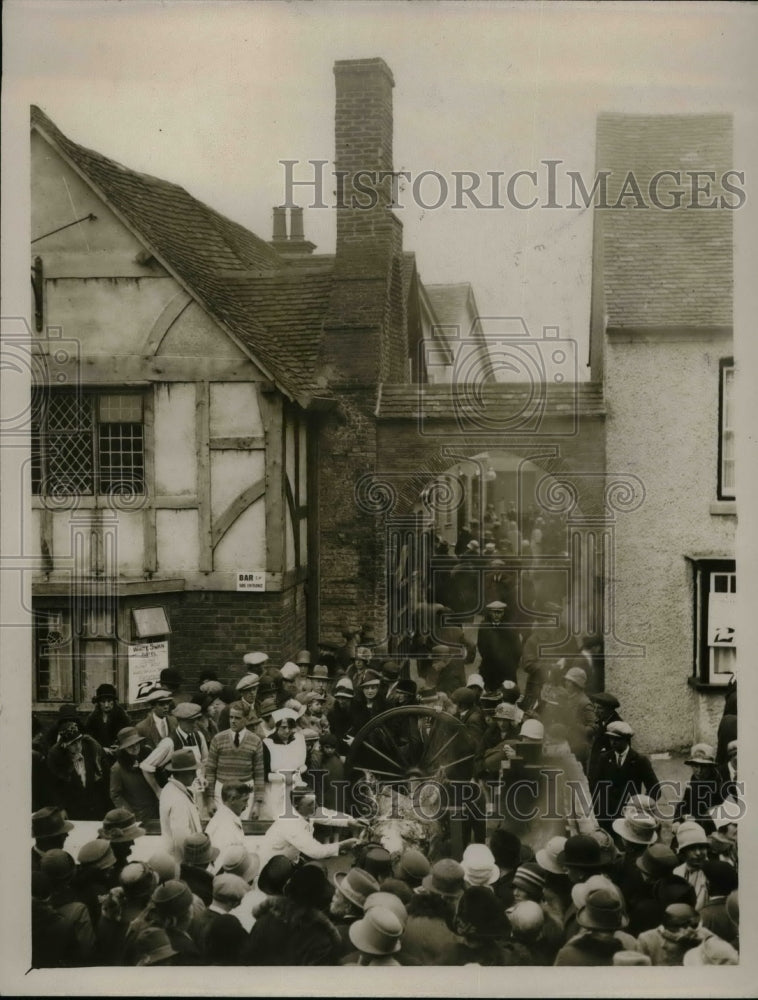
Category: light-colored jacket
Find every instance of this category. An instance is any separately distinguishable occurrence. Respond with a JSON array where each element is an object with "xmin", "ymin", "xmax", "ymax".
[
  {"xmin": 256, "ymin": 809, "xmax": 349, "ymax": 869},
  {"xmin": 159, "ymin": 776, "xmax": 202, "ymax": 859}
]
